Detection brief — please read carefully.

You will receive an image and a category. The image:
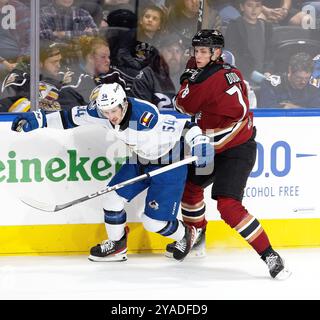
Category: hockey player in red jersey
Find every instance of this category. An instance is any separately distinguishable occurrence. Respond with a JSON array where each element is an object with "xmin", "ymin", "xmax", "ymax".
[{"xmin": 166, "ymin": 29, "xmax": 291, "ymax": 280}]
